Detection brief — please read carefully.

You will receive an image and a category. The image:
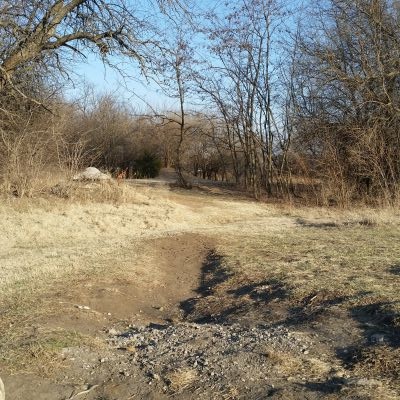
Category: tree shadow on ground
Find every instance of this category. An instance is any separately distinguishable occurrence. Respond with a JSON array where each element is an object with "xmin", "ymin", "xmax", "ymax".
[
  {"xmin": 388, "ymin": 263, "xmax": 400, "ymax": 275},
  {"xmin": 226, "ymin": 279, "xmax": 287, "ymax": 303},
  {"xmin": 296, "ymin": 218, "xmax": 340, "ymax": 229},
  {"xmin": 180, "ymin": 250, "xmax": 233, "ymax": 322},
  {"xmin": 296, "ymin": 297, "xmax": 400, "ymax": 396},
  {"xmin": 275, "ymin": 290, "xmax": 354, "ymax": 328},
  {"xmin": 350, "ymin": 301, "xmax": 400, "ymax": 347},
  {"xmin": 301, "ymin": 377, "xmax": 346, "ymax": 394},
  {"xmin": 335, "ymin": 299, "xmax": 400, "ymax": 384},
  {"xmin": 179, "ymin": 254, "xmax": 400, "ymax": 397},
  {"xmin": 180, "ymin": 251, "xmax": 289, "ymax": 324}
]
